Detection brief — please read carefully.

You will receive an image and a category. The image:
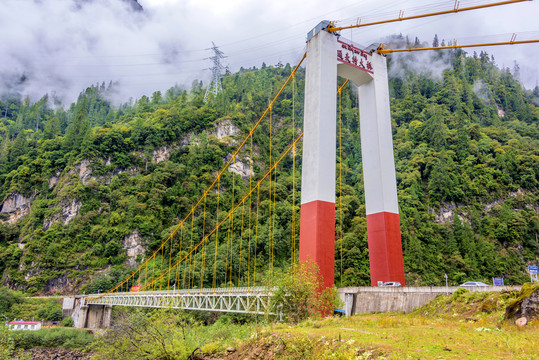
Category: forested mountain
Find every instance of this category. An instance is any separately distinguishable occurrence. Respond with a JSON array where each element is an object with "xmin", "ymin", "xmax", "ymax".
[{"xmin": 0, "ymin": 44, "xmax": 537, "ymax": 294}]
